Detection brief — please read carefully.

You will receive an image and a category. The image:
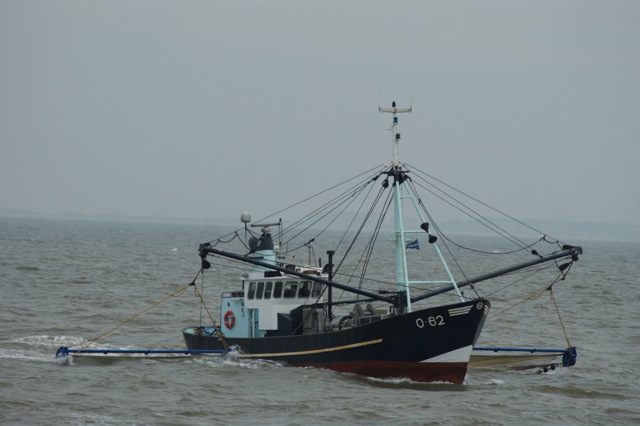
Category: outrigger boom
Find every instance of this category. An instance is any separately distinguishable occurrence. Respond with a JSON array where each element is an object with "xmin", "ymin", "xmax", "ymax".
[
  {"xmin": 413, "ymin": 245, "xmax": 583, "ymax": 303},
  {"xmin": 56, "ymin": 347, "xmax": 227, "ymax": 357},
  {"xmin": 200, "ymin": 244, "xmax": 582, "ymax": 307}
]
